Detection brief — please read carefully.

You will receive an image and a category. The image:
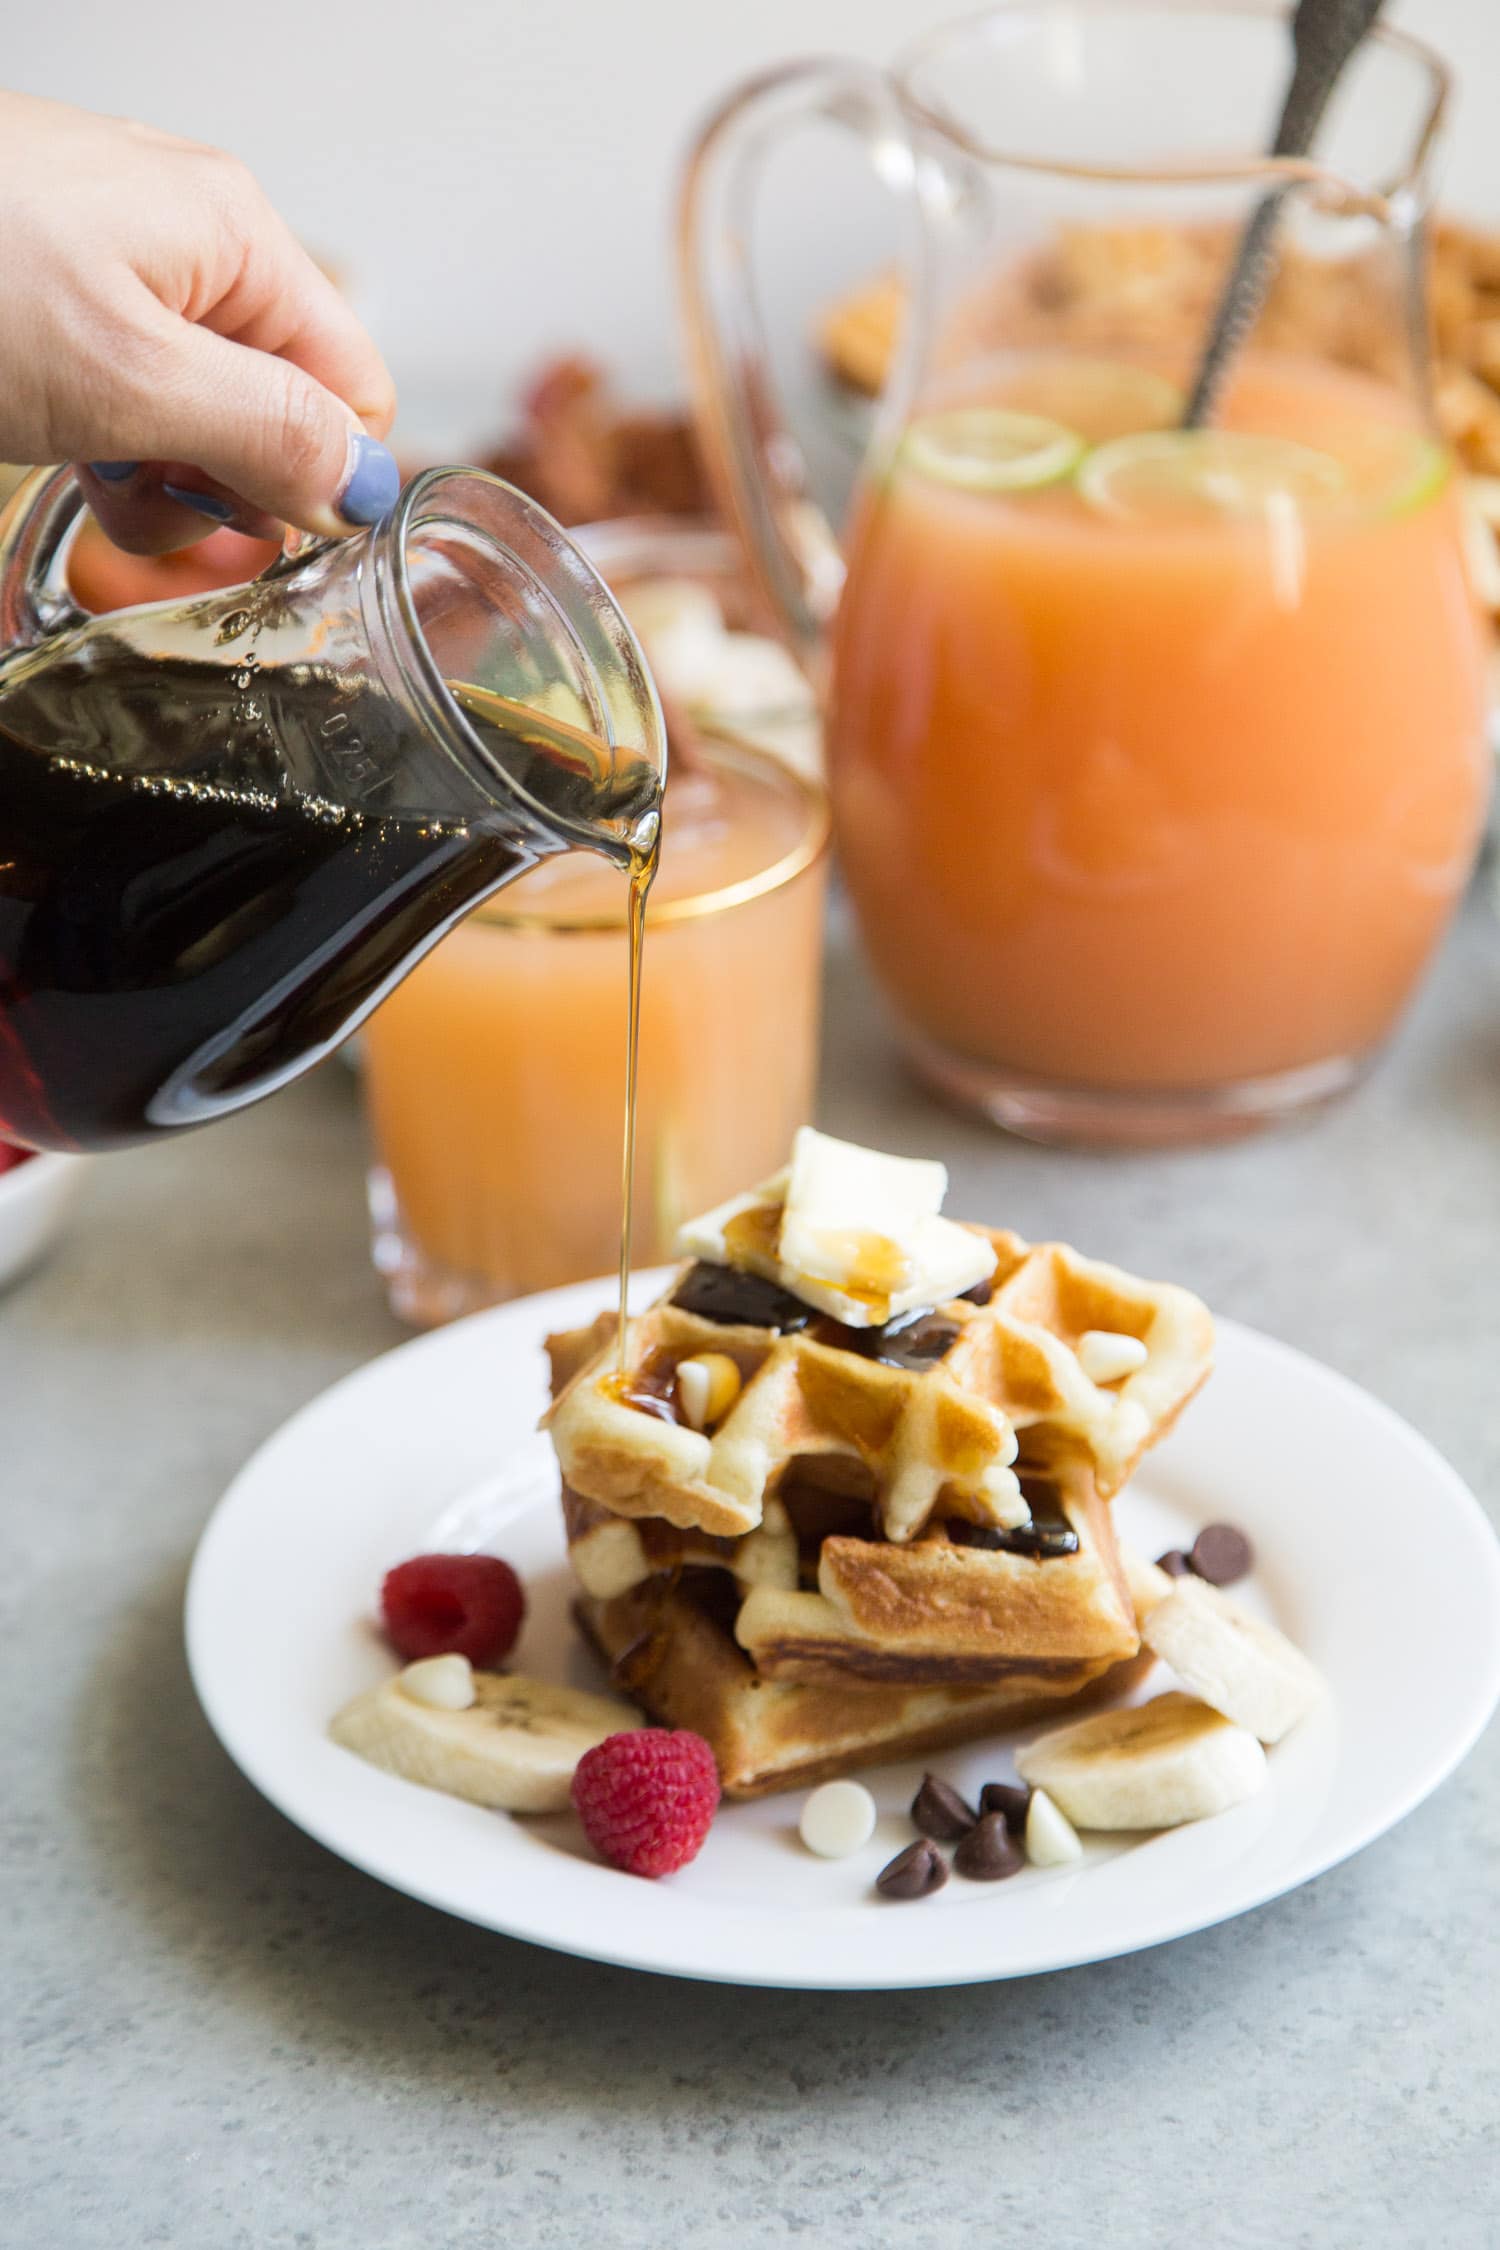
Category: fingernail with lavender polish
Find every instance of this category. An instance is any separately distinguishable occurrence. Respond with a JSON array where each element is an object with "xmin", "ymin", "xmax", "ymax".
[
  {"xmin": 338, "ymin": 434, "xmax": 400, "ymax": 526},
  {"xmin": 162, "ymin": 483, "xmax": 236, "ymax": 523},
  {"xmin": 89, "ymin": 461, "xmax": 139, "ymax": 482}
]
